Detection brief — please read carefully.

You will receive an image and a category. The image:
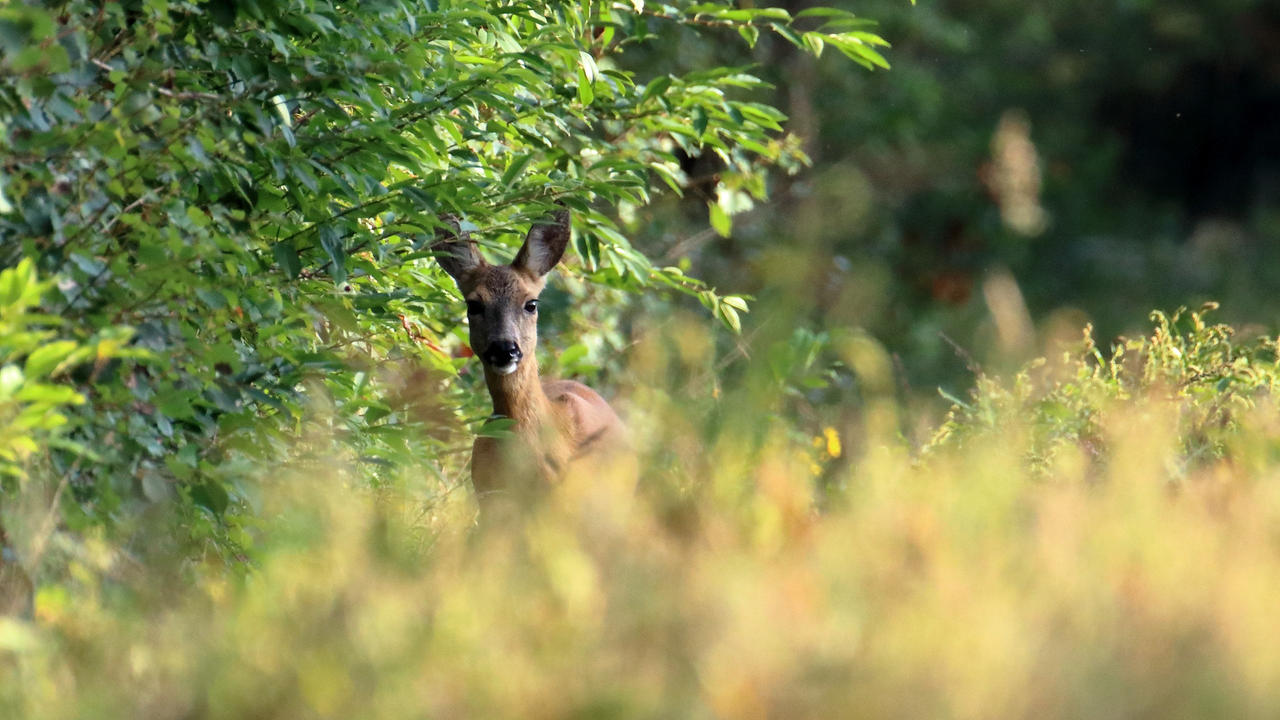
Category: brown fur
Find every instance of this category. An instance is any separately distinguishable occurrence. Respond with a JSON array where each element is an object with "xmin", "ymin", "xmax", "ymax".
[{"xmin": 434, "ymin": 211, "xmax": 630, "ymax": 510}]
